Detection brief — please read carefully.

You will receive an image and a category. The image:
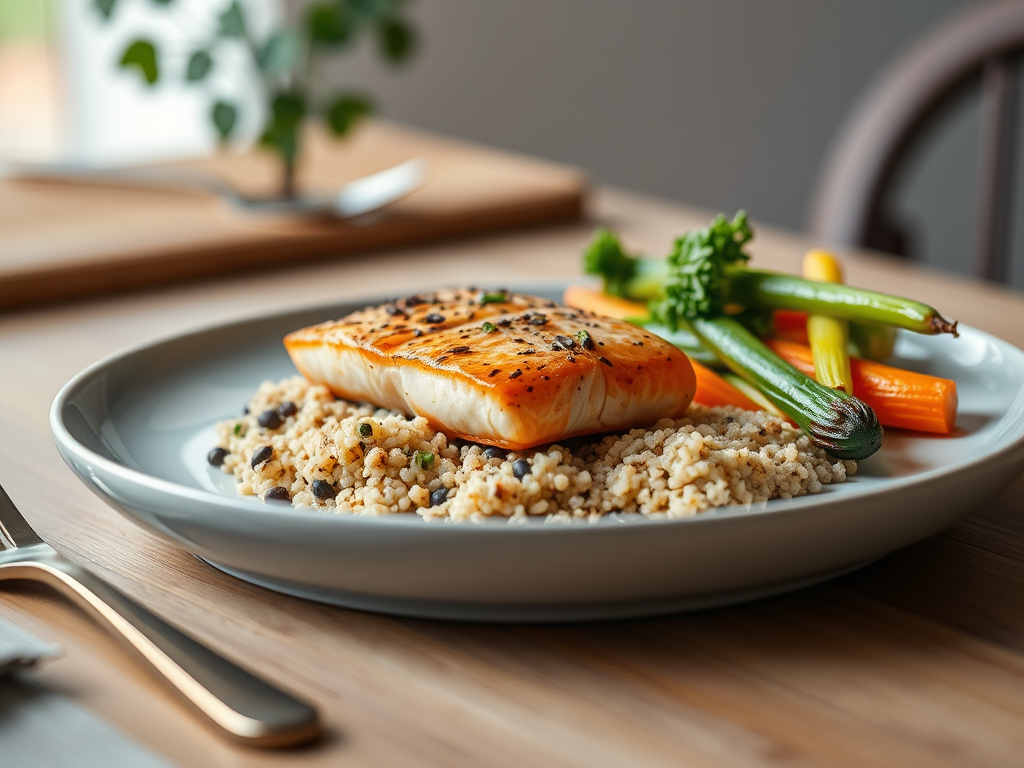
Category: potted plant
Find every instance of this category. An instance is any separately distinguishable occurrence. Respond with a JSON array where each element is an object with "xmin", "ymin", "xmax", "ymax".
[{"xmin": 98, "ymin": 0, "xmax": 417, "ymax": 200}]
